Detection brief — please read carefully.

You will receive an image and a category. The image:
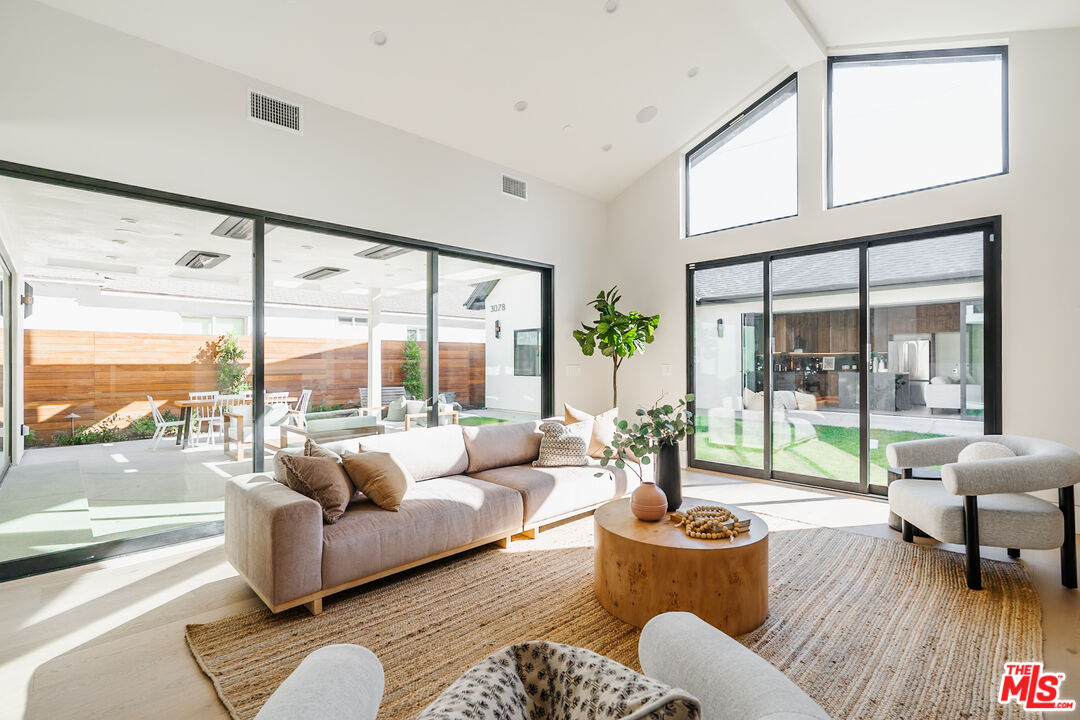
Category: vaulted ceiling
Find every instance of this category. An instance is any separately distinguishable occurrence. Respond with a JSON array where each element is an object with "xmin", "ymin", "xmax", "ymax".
[{"xmin": 32, "ymin": 0, "xmax": 1080, "ymax": 201}]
